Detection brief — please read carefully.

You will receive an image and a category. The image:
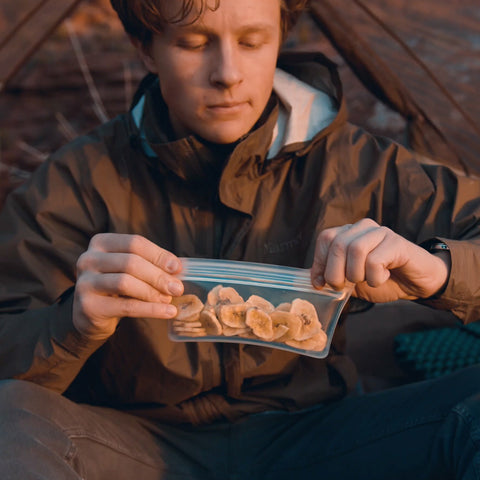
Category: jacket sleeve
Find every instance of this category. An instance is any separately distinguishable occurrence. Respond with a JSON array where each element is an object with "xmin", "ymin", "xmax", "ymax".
[
  {"xmin": 0, "ymin": 145, "xmax": 108, "ymax": 392},
  {"xmin": 381, "ymin": 139, "xmax": 480, "ymax": 323},
  {"xmin": 329, "ymin": 124, "xmax": 480, "ymax": 323},
  {"xmin": 425, "ymin": 236, "xmax": 480, "ymax": 323}
]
